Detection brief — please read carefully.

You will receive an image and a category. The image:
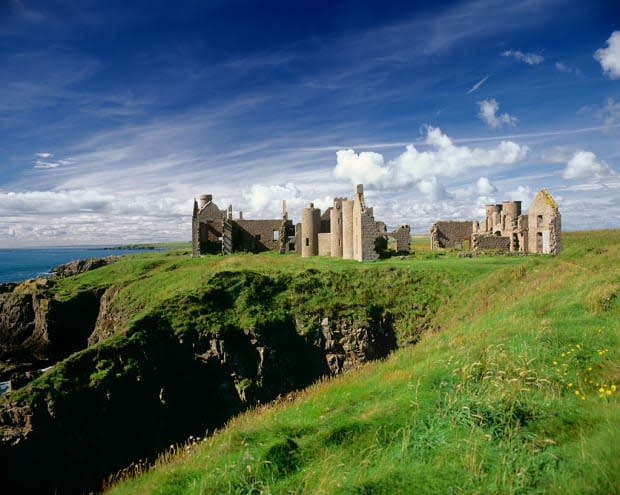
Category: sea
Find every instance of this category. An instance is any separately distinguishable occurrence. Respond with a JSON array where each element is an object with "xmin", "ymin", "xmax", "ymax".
[{"xmin": 0, "ymin": 246, "xmax": 157, "ymax": 284}]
